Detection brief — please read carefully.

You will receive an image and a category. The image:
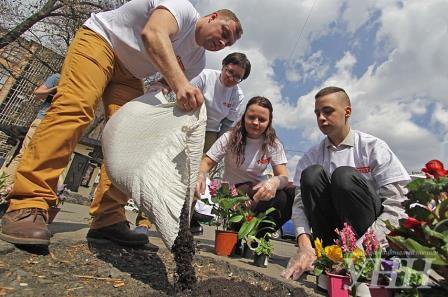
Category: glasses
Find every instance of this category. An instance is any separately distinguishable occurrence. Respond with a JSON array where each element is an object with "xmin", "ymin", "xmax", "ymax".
[{"xmin": 224, "ymin": 65, "xmax": 244, "ymax": 83}]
